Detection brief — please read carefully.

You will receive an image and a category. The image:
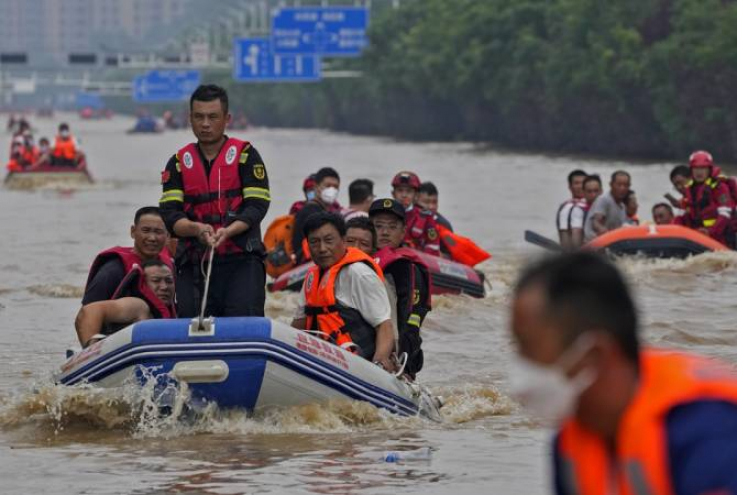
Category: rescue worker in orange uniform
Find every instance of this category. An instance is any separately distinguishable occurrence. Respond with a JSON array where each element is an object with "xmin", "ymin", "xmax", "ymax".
[
  {"xmin": 52, "ymin": 122, "xmax": 83, "ymax": 167},
  {"xmin": 510, "ymin": 252, "xmax": 737, "ymax": 495},
  {"xmin": 291, "ymin": 212, "xmax": 396, "ymax": 372},
  {"xmin": 675, "ymin": 150, "xmax": 734, "ymax": 246},
  {"xmin": 391, "ymin": 171, "xmax": 441, "ymax": 256},
  {"xmin": 370, "ymin": 198, "xmax": 431, "ymax": 378}
]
